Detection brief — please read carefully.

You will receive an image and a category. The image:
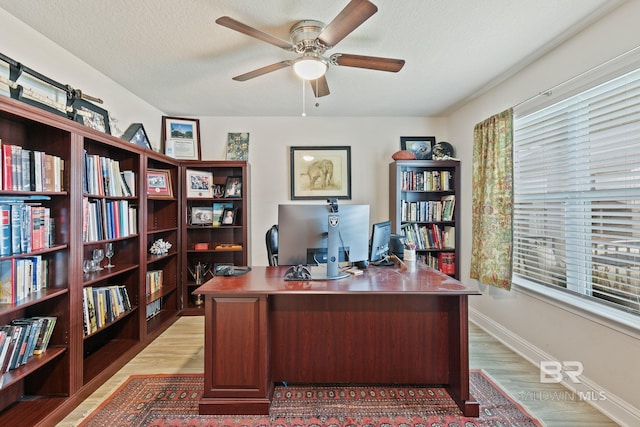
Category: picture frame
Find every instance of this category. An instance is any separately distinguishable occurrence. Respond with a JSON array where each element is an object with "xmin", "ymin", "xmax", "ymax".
[
  {"xmin": 121, "ymin": 123, "xmax": 152, "ymax": 149},
  {"xmin": 186, "ymin": 169, "xmax": 213, "ymax": 198},
  {"xmin": 224, "ymin": 176, "xmax": 242, "ymax": 198},
  {"xmin": 162, "ymin": 116, "xmax": 201, "ymax": 160},
  {"xmin": 190, "ymin": 206, "xmax": 214, "ymax": 226},
  {"xmin": 400, "ymin": 136, "xmax": 436, "ymax": 160},
  {"xmin": 146, "ymin": 168, "xmax": 173, "ymax": 198},
  {"xmin": 220, "ymin": 207, "xmax": 237, "ymax": 226},
  {"xmin": 290, "ymin": 146, "xmax": 351, "ymax": 200},
  {"xmin": 213, "ymin": 184, "xmax": 225, "ymax": 198},
  {"xmin": 71, "ymin": 98, "xmax": 111, "ymax": 134},
  {"xmin": 226, "ymin": 132, "xmax": 250, "ymax": 160},
  {"xmin": 212, "ymin": 202, "xmax": 233, "ymax": 226}
]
